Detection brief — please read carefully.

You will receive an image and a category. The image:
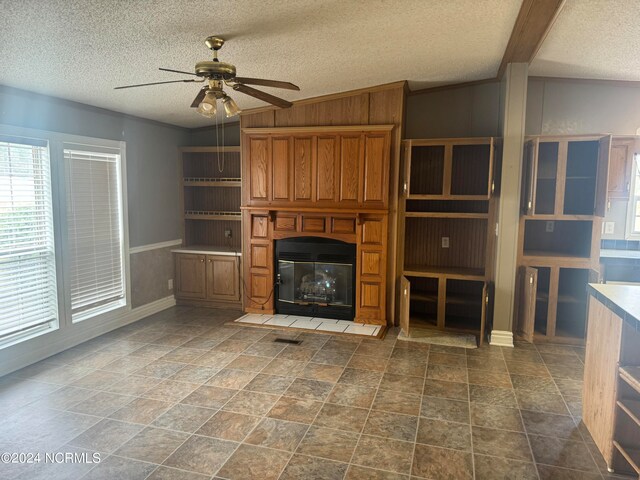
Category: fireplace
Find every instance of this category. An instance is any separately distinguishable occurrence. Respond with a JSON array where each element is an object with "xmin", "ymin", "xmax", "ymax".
[{"xmin": 275, "ymin": 237, "xmax": 356, "ymax": 320}]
